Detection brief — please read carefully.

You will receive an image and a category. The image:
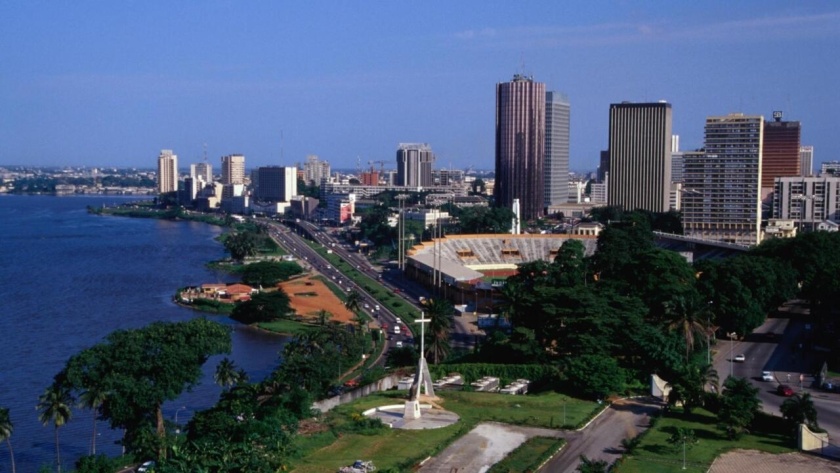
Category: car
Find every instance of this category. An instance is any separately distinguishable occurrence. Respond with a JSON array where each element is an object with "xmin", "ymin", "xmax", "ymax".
[
  {"xmin": 762, "ymin": 371, "xmax": 774, "ymax": 381},
  {"xmin": 777, "ymin": 384, "xmax": 795, "ymax": 397},
  {"xmin": 734, "ymin": 354, "xmax": 746, "ymax": 362},
  {"xmin": 395, "ymin": 341, "xmax": 403, "ymax": 348},
  {"xmin": 137, "ymin": 461, "xmax": 156, "ymax": 473}
]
